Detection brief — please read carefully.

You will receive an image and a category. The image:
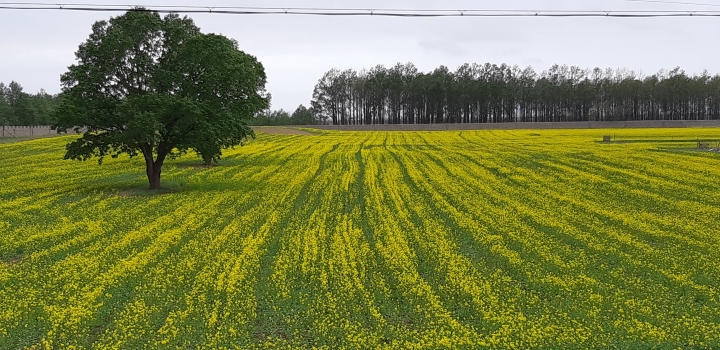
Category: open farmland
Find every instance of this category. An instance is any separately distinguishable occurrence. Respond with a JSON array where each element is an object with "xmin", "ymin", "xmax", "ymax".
[{"xmin": 1, "ymin": 128, "xmax": 720, "ymax": 348}]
